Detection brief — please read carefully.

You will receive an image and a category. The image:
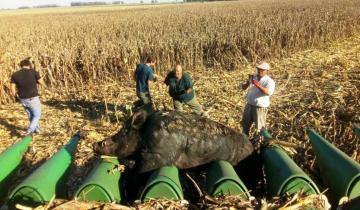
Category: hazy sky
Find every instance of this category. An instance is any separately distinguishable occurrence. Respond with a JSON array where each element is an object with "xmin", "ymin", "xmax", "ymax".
[
  {"xmin": 0, "ymin": 0, "xmax": 173, "ymax": 9},
  {"xmin": 0, "ymin": 1, "xmax": 71, "ymax": 9}
]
